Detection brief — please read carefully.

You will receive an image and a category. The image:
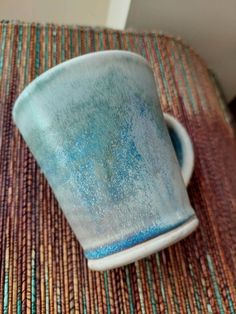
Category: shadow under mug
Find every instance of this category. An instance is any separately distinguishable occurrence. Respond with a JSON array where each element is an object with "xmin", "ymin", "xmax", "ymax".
[{"xmin": 13, "ymin": 50, "xmax": 198, "ymax": 271}]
